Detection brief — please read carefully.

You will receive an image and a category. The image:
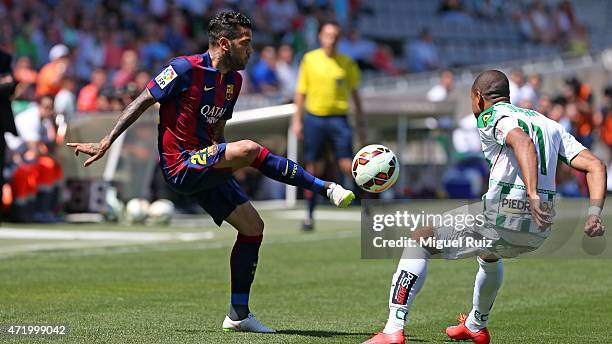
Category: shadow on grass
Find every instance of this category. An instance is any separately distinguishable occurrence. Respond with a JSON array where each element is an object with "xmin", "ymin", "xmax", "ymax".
[
  {"xmin": 276, "ymin": 329, "xmax": 370, "ymax": 337},
  {"xmin": 174, "ymin": 328, "xmax": 431, "ymax": 342},
  {"xmin": 278, "ymin": 329, "xmax": 428, "ymax": 342}
]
